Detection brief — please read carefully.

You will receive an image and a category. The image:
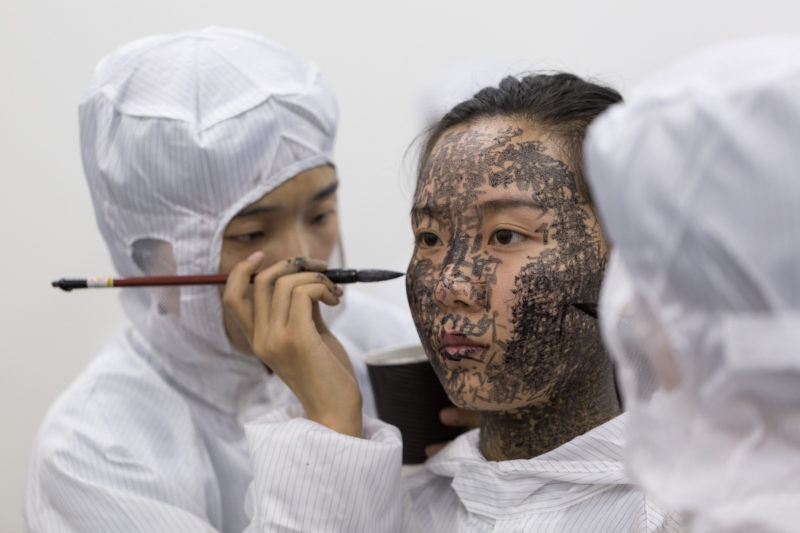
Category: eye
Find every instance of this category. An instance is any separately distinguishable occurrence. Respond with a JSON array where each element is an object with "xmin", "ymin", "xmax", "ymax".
[
  {"xmin": 311, "ymin": 209, "xmax": 335, "ymax": 225},
  {"xmin": 489, "ymin": 229, "xmax": 525, "ymax": 246},
  {"xmin": 226, "ymin": 231, "xmax": 265, "ymax": 243},
  {"xmin": 416, "ymin": 231, "xmax": 442, "ymax": 248}
]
